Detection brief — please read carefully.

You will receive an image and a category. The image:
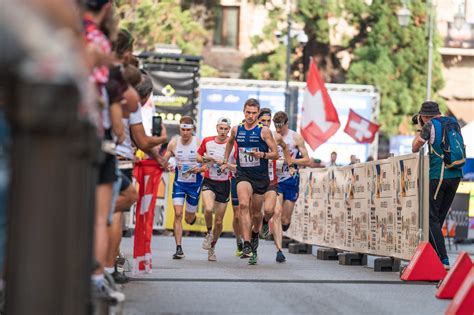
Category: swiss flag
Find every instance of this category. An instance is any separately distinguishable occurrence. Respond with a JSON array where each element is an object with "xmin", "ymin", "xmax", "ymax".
[
  {"xmin": 300, "ymin": 59, "xmax": 340, "ymax": 150},
  {"xmin": 344, "ymin": 109, "xmax": 379, "ymax": 143}
]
